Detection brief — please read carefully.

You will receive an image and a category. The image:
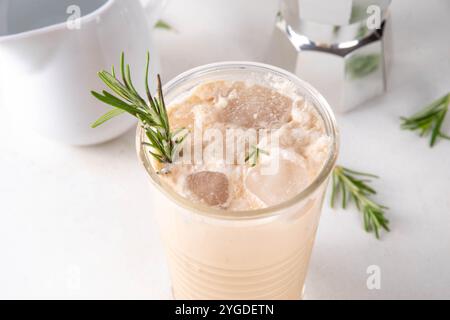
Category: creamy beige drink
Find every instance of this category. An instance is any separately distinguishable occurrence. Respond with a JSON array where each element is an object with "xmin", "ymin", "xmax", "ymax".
[{"xmin": 137, "ymin": 63, "xmax": 338, "ymax": 300}]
